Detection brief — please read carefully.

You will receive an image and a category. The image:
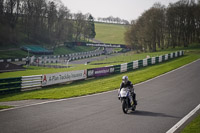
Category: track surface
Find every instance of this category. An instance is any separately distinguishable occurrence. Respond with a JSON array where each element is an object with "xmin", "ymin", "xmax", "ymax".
[{"xmin": 0, "ymin": 60, "xmax": 200, "ymax": 133}]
